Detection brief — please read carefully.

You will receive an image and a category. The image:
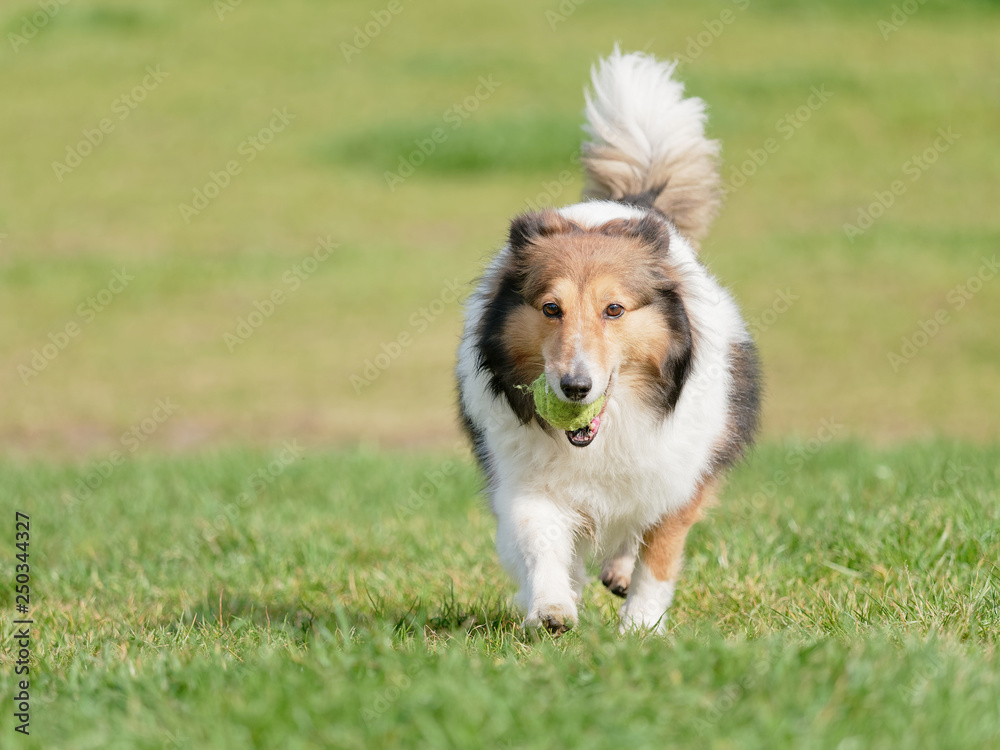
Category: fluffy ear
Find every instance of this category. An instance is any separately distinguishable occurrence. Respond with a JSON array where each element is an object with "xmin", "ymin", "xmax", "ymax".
[
  {"xmin": 656, "ymin": 284, "xmax": 693, "ymax": 412},
  {"xmin": 507, "ymin": 210, "xmax": 576, "ymax": 253},
  {"xmin": 595, "ymin": 213, "xmax": 671, "ymax": 256}
]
